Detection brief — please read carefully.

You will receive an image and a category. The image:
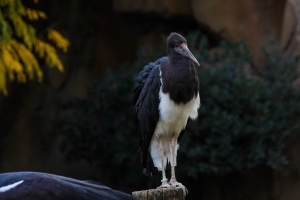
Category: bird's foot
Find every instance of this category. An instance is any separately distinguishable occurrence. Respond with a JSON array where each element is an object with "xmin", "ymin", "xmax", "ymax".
[
  {"xmin": 157, "ymin": 178, "xmax": 172, "ymax": 189},
  {"xmin": 169, "ymin": 178, "xmax": 188, "ymax": 196}
]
